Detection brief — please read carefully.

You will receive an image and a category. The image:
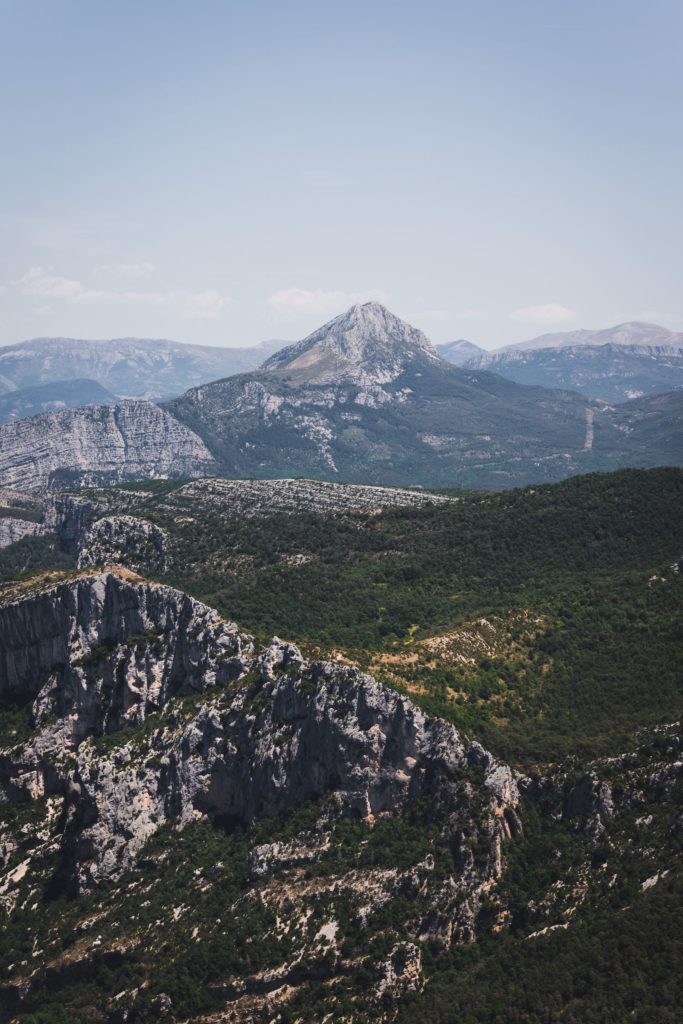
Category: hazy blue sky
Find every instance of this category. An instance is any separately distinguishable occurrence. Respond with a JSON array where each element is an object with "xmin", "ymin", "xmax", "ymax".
[{"xmin": 1, "ymin": 0, "xmax": 682, "ymax": 349}]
